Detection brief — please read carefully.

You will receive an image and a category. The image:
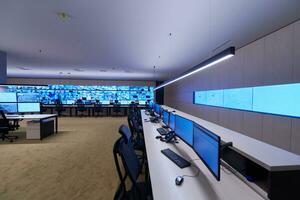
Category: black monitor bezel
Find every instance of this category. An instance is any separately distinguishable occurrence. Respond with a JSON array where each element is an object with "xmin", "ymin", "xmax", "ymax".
[{"xmin": 193, "ymin": 122, "xmax": 221, "ymax": 181}]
